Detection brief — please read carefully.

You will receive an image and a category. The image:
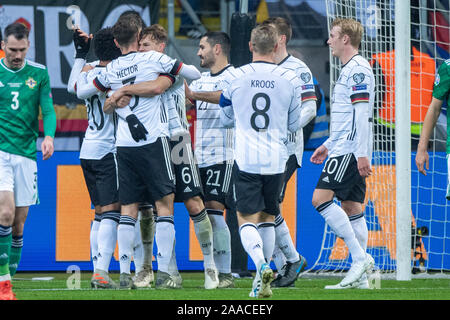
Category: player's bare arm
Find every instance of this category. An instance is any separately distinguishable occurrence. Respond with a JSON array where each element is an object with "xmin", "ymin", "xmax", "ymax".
[
  {"xmin": 415, "ymin": 97, "xmax": 444, "ymax": 176},
  {"xmin": 103, "ymin": 94, "xmax": 131, "ymax": 114},
  {"xmin": 114, "ymin": 75, "xmax": 173, "ymax": 99}
]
